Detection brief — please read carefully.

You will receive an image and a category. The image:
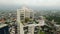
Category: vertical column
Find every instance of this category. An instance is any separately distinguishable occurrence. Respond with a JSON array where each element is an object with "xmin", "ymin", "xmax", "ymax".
[
  {"xmin": 17, "ymin": 10, "xmax": 24, "ymax": 34},
  {"xmin": 24, "ymin": 9, "xmax": 25, "ymax": 22},
  {"xmin": 33, "ymin": 11, "xmax": 34, "ymax": 20}
]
